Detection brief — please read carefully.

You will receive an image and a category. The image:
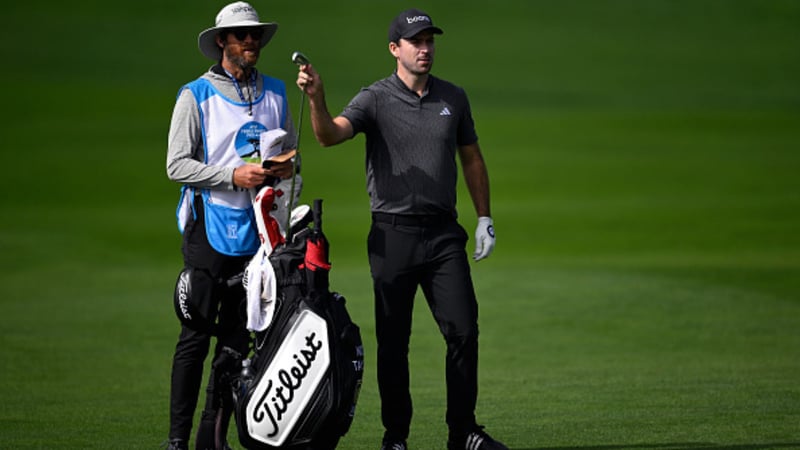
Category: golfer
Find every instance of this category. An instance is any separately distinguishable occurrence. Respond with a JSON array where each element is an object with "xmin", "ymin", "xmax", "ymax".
[
  {"xmin": 165, "ymin": 2, "xmax": 295, "ymax": 449},
  {"xmin": 296, "ymin": 8, "xmax": 506, "ymax": 450}
]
